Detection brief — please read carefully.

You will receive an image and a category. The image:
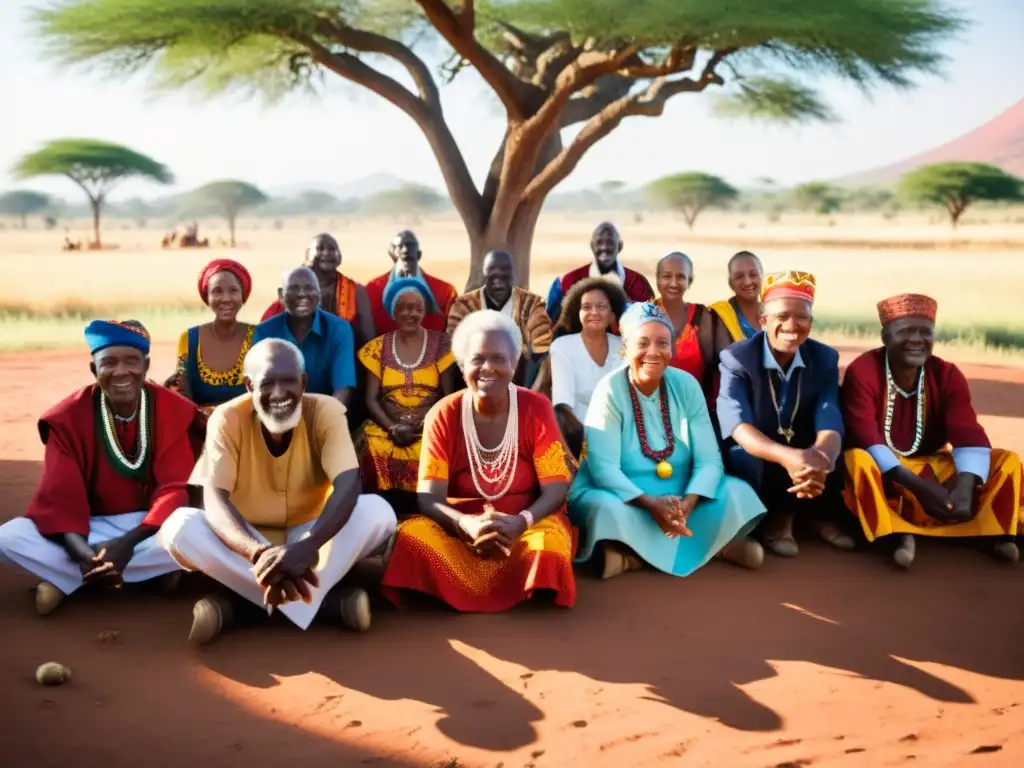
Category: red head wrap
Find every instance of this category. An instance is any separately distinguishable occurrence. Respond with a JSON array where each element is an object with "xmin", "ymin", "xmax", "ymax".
[
  {"xmin": 761, "ymin": 270, "xmax": 816, "ymax": 305},
  {"xmin": 197, "ymin": 259, "xmax": 252, "ymax": 304},
  {"xmin": 877, "ymin": 294, "xmax": 937, "ymax": 326}
]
